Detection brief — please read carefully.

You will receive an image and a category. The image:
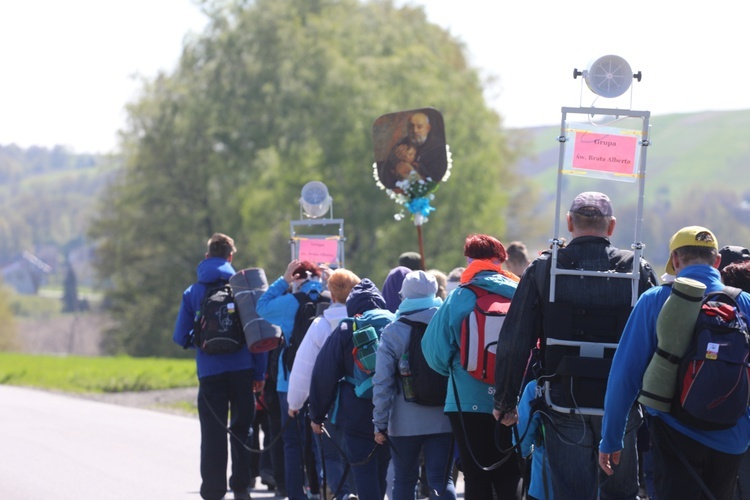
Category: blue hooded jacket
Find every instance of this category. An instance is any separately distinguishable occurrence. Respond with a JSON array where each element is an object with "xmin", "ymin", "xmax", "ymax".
[
  {"xmin": 308, "ymin": 279, "xmax": 395, "ymax": 435},
  {"xmin": 255, "ymin": 274, "xmax": 324, "ymax": 392},
  {"xmin": 172, "ymin": 257, "xmax": 268, "ymax": 380}
]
